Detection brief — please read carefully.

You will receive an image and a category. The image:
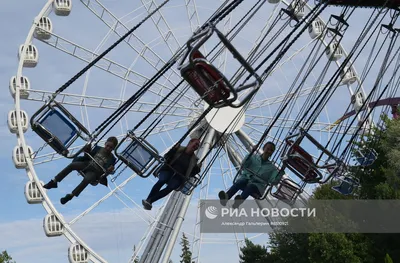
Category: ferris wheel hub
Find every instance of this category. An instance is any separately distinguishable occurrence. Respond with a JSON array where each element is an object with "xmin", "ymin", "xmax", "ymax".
[{"xmin": 204, "ymin": 102, "xmax": 245, "ymax": 133}]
